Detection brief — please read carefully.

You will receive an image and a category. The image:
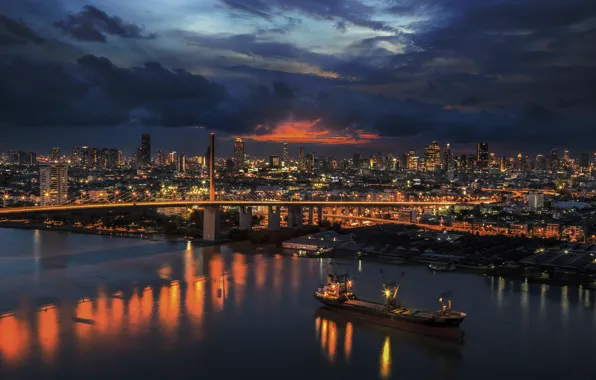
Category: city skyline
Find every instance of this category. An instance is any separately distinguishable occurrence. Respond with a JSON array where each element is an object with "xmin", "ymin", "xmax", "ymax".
[{"xmin": 1, "ymin": 1, "xmax": 595, "ymax": 154}]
